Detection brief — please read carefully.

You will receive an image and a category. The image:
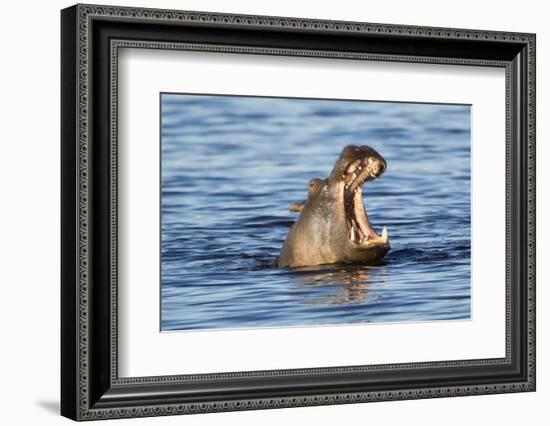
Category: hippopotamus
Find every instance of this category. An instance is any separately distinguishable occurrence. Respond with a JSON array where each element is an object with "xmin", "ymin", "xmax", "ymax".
[{"xmin": 274, "ymin": 145, "xmax": 390, "ymax": 268}]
